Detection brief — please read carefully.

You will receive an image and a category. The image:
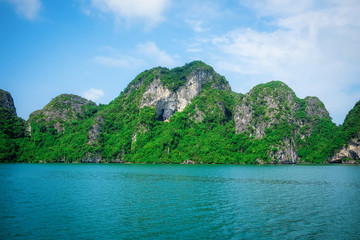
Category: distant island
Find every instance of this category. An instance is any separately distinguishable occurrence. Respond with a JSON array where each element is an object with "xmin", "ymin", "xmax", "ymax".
[{"xmin": 1, "ymin": 61, "xmax": 359, "ymax": 164}]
